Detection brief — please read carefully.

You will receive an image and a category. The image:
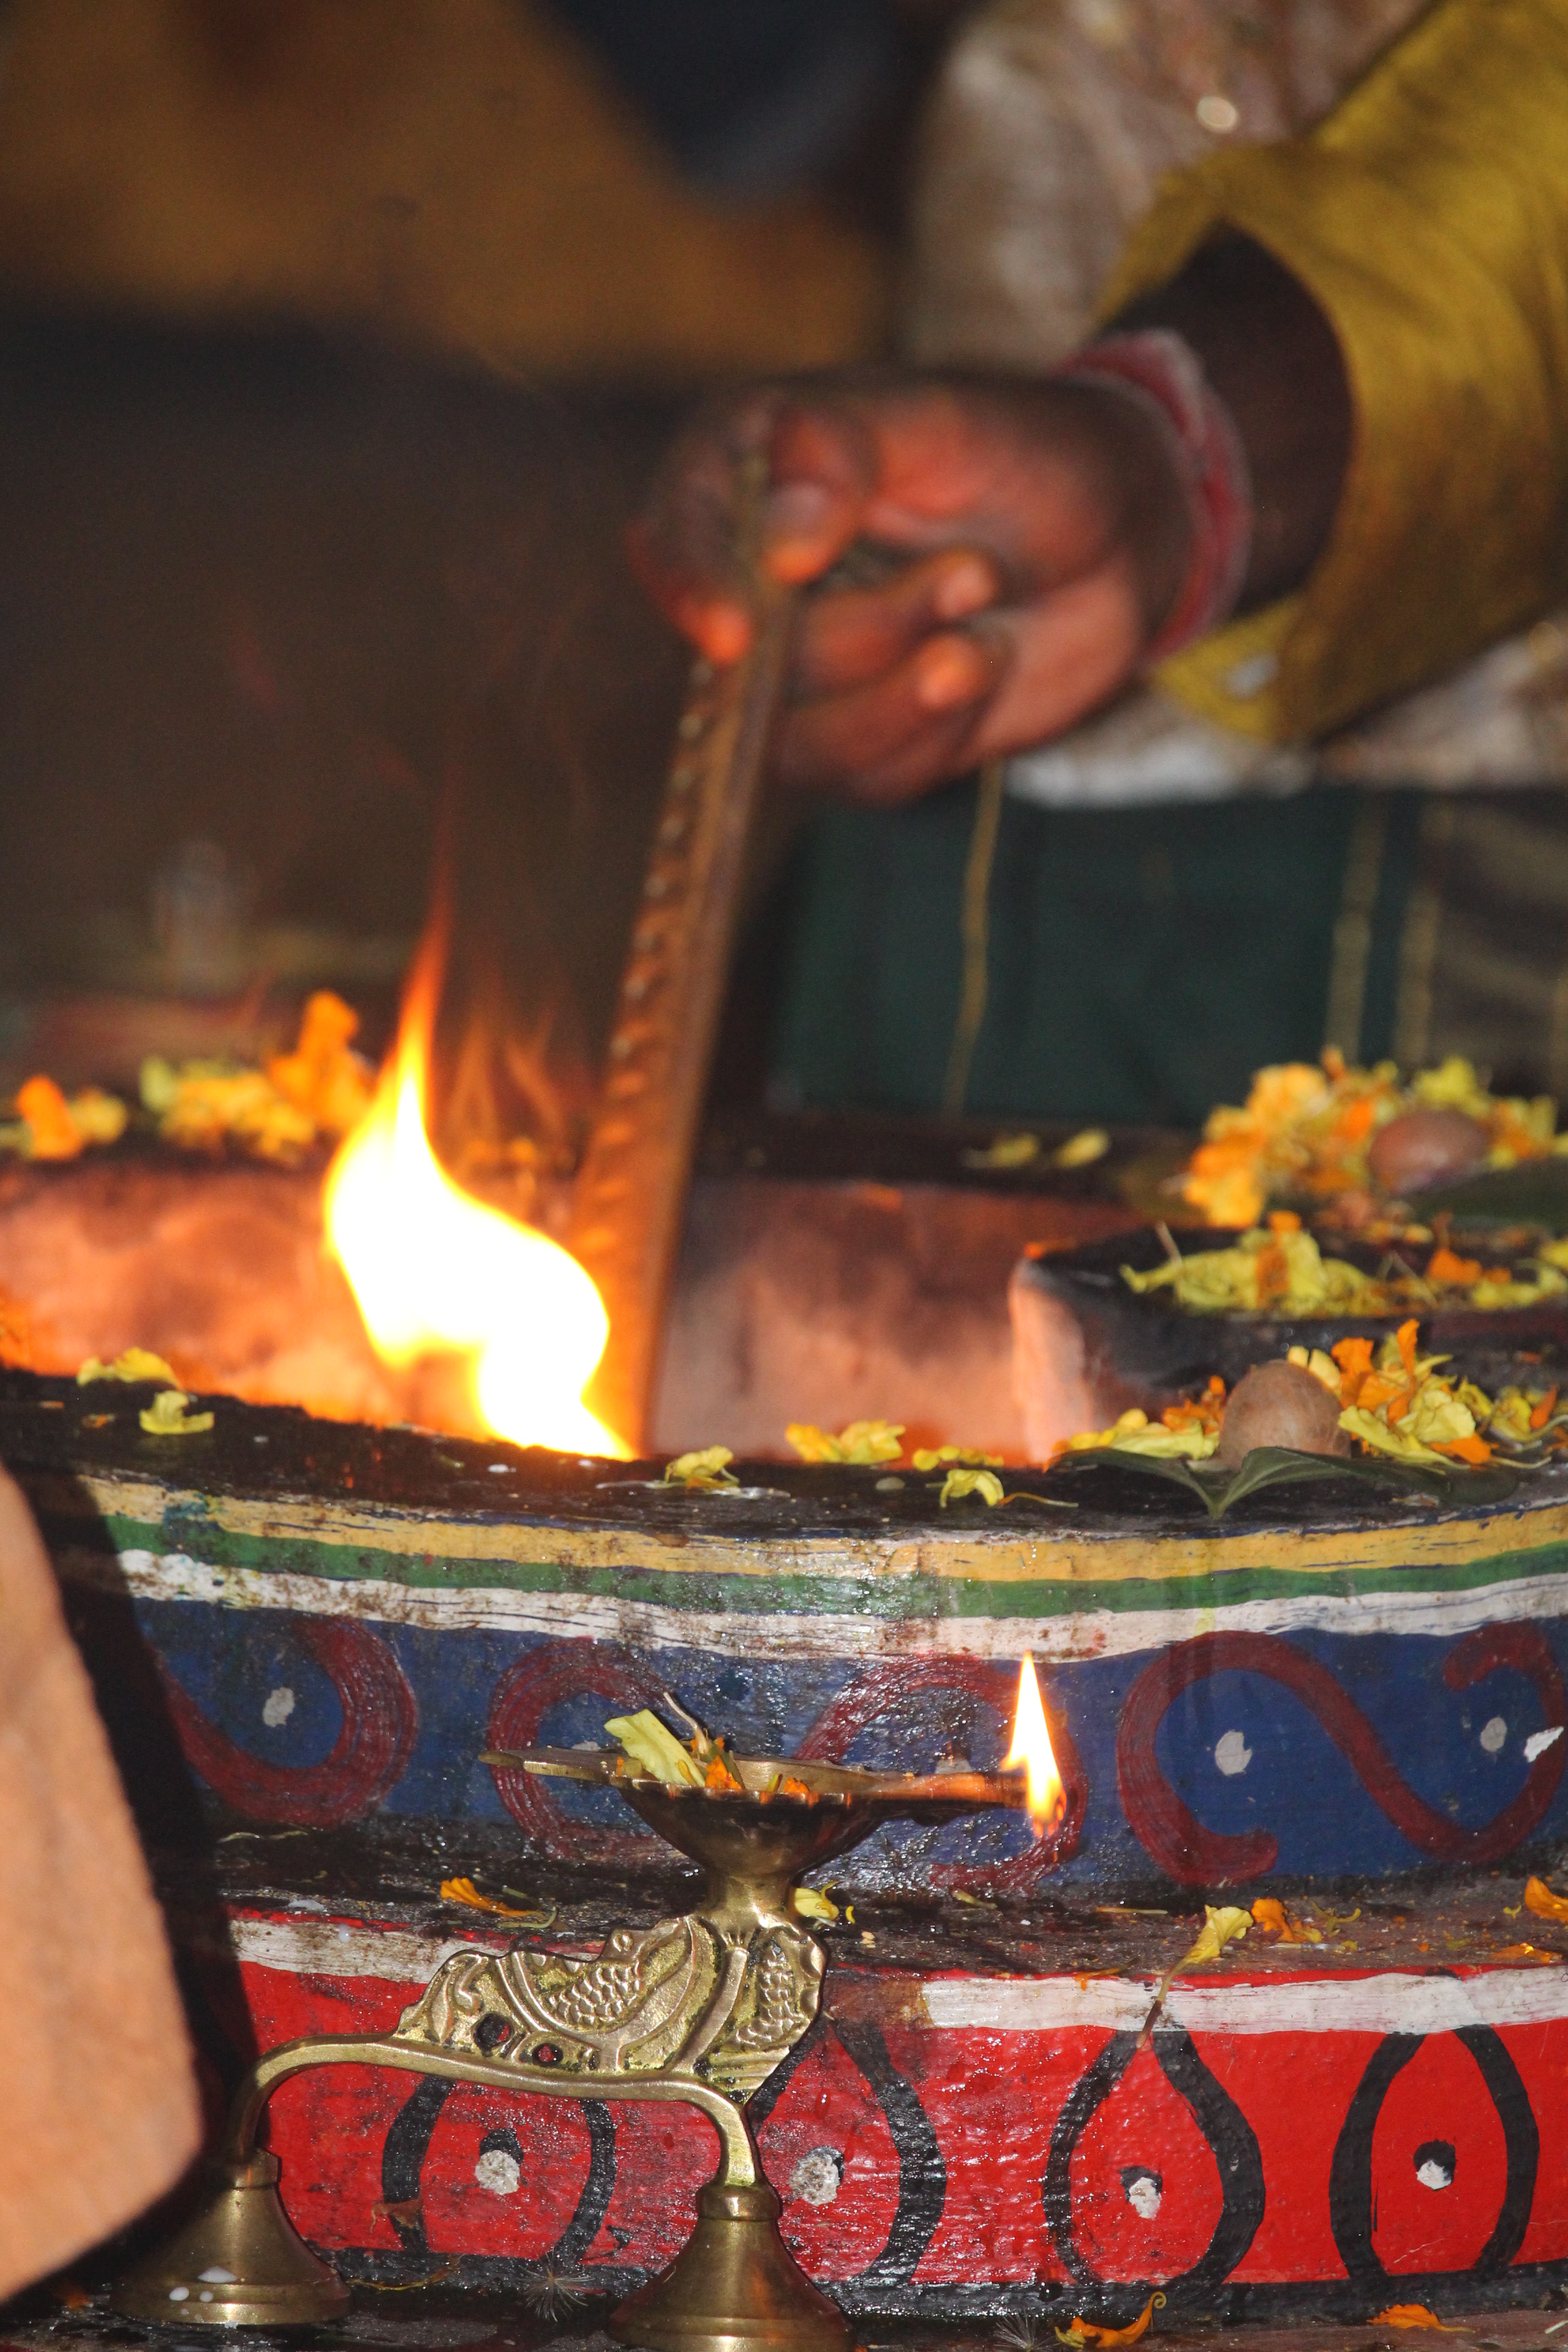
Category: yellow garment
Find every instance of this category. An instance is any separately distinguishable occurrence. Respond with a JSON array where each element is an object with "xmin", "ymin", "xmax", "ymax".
[{"xmin": 1105, "ymin": 0, "xmax": 1568, "ymax": 742}]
